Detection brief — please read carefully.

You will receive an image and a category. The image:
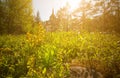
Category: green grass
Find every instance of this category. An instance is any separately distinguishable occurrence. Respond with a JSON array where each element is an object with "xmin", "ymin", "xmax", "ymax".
[{"xmin": 0, "ymin": 32, "xmax": 120, "ymax": 78}]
